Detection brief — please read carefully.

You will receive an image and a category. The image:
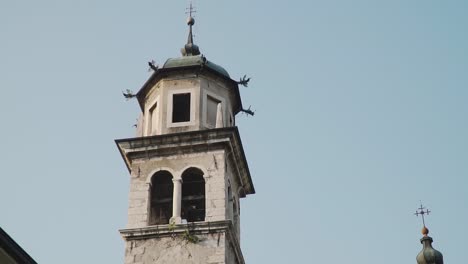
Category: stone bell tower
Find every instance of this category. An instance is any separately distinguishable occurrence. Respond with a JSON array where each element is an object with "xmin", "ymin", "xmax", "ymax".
[{"xmin": 115, "ymin": 7, "xmax": 255, "ymax": 264}]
